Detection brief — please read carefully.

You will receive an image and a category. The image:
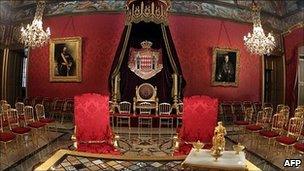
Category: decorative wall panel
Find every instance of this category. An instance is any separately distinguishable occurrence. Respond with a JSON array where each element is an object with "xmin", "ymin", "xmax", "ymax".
[
  {"xmin": 169, "ymin": 15, "xmax": 262, "ymax": 101},
  {"xmin": 28, "ymin": 13, "xmax": 262, "ymax": 102},
  {"xmin": 28, "ymin": 14, "xmax": 125, "ymax": 98}
]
